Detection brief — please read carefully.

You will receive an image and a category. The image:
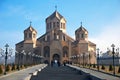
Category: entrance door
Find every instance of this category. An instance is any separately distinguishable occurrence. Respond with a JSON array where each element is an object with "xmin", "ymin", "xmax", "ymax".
[
  {"xmin": 52, "ymin": 54, "xmax": 60, "ymax": 67},
  {"xmin": 53, "ymin": 54, "xmax": 60, "ymax": 61}
]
